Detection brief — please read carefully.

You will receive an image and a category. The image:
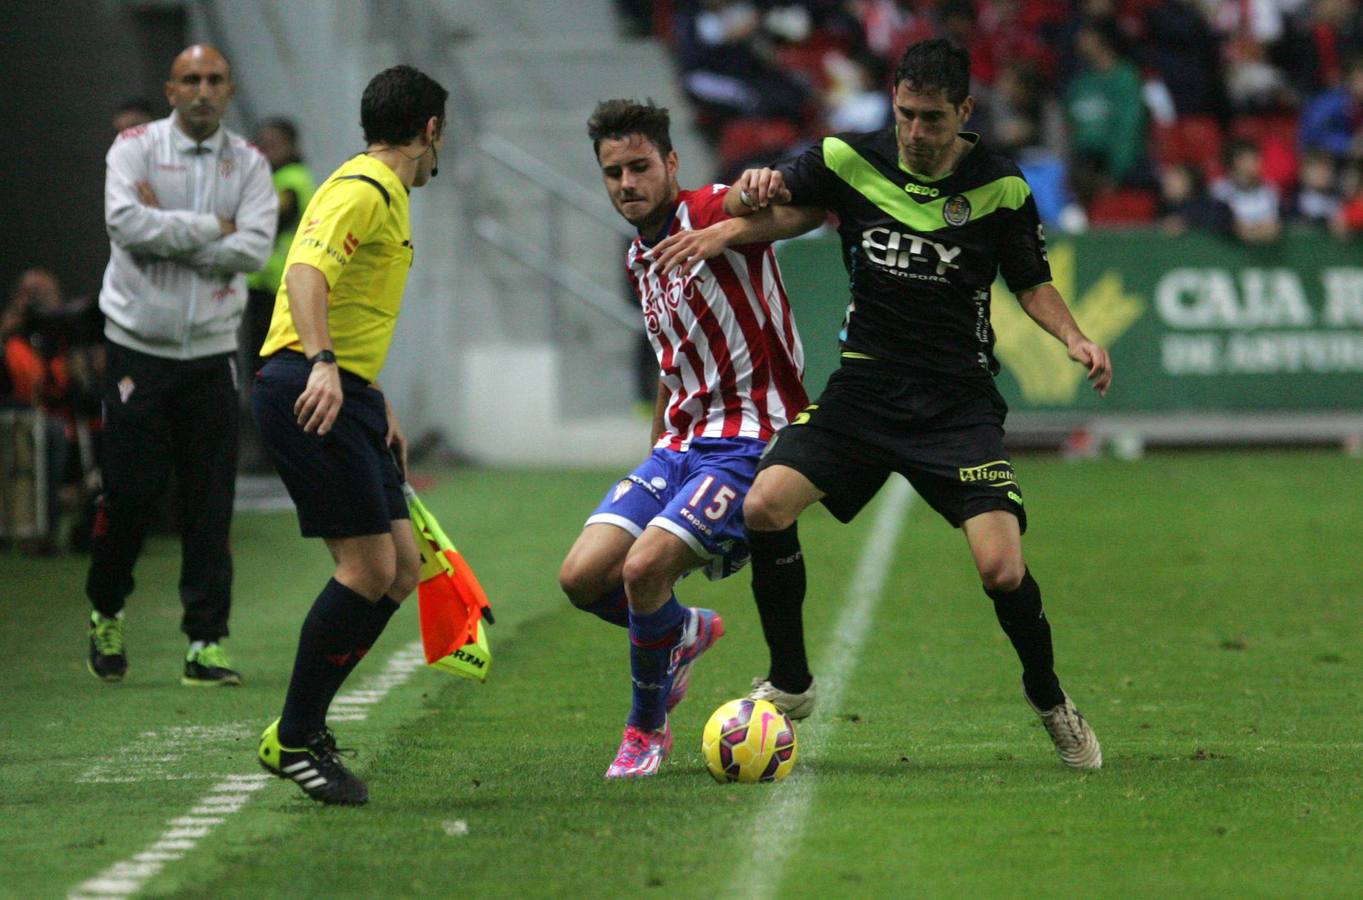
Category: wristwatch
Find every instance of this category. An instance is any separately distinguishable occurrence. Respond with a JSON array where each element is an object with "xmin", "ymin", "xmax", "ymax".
[{"xmin": 308, "ymin": 349, "xmax": 338, "ymax": 366}]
